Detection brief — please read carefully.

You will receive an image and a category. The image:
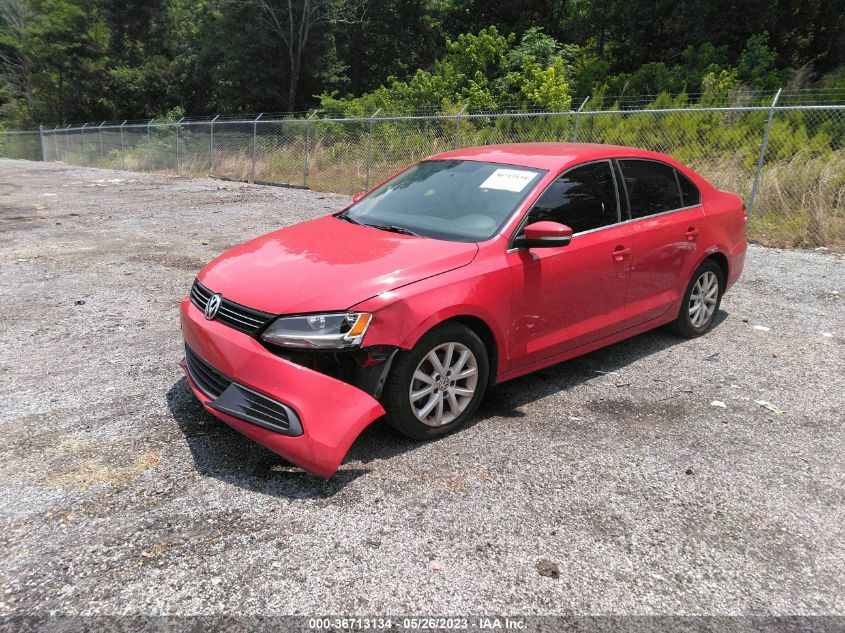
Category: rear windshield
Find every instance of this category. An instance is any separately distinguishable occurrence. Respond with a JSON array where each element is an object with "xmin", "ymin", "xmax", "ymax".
[{"xmin": 344, "ymin": 160, "xmax": 545, "ymax": 242}]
